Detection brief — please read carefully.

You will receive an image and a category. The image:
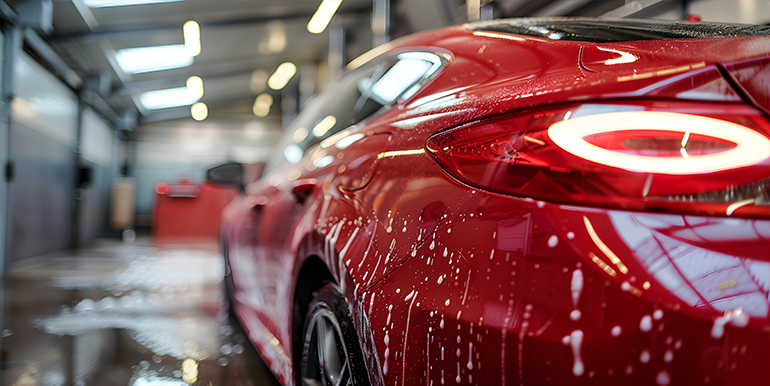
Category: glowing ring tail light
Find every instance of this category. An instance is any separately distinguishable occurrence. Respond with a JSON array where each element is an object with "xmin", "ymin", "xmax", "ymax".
[{"xmin": 547, "ymin": 111, "xmax": 770, "ymax": 175}]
